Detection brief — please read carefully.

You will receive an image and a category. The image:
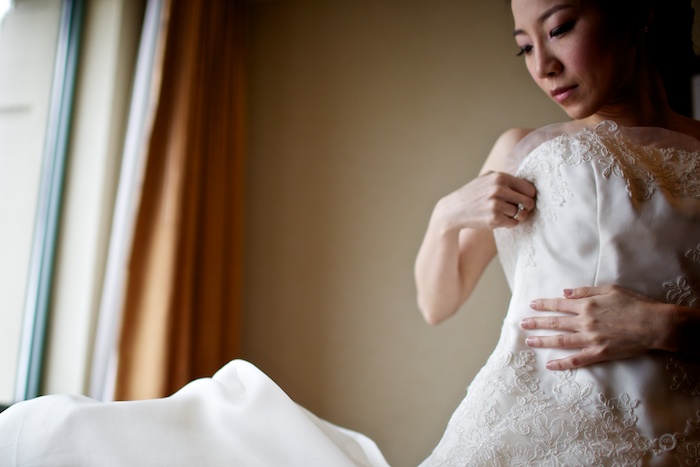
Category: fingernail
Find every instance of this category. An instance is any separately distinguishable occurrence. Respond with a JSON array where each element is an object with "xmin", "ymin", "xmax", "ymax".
[
  {"xmin": 529, "ymin": 300, "xmax": 538, "ymax": 309},
  {"xmin": 563, "ymin": 288, "xmax": 573, "ymax": 297},
  {"xmin": 546, "ymin": 361, "xmax": 555, "ymax": 370},
  {"xmin": 520, "ymin": 319, "xmax": 531, "ymax": 329},
  {"xmin": 525, "ymin": 337, "xmax": 534, "ymax": 346}
]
